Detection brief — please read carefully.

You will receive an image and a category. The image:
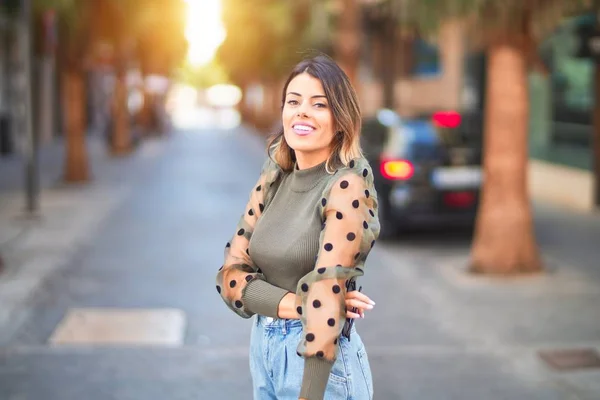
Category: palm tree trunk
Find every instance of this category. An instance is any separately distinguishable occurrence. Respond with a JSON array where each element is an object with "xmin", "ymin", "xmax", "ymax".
[
  {"xmin": 111, "ymin": 70, "xmax": 132, "ymax": 155},
  {"xmin": 62, "ymin": 69, "xmax": 90, "ymax": 182},
  {"xmin": 469, "ymin": 38, "xmax": 543, "ymax": 275},
  {"xmin": 334, "ymin": 0, "xmax": 361, "ymax": 86}
]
